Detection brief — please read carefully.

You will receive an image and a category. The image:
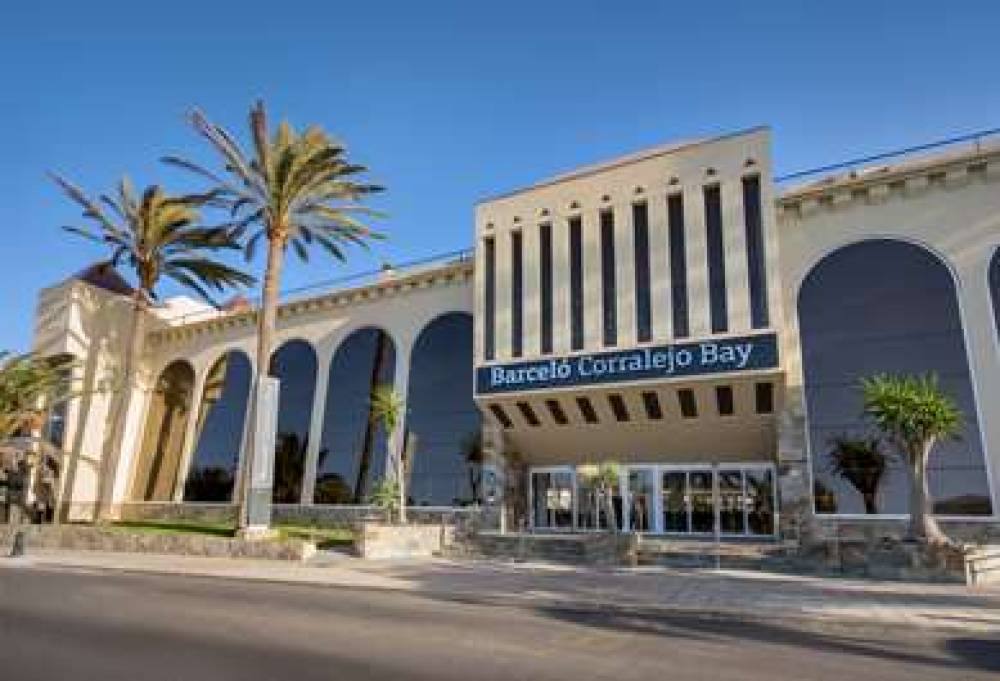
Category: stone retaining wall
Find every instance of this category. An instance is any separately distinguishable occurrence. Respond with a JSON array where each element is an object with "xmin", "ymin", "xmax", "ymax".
[
  {"xmin": 450, "ymin": 532, "xmax": 639, "ymax": 567},
  {"xmin": 1, "ymin": 524, "xmax": 314, "ymax": 561},
  {"xmin": 808, "ymin": 517, "xmax": 1000, "ymax": 545},
  {"xmin": 355, "ymin": 522, "xmax": 457, "ymax": 560}
]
